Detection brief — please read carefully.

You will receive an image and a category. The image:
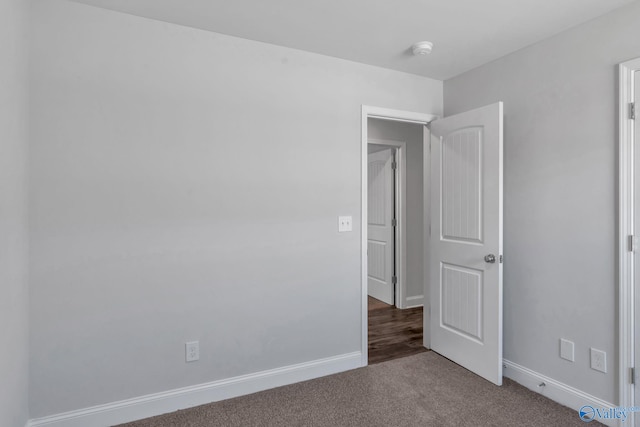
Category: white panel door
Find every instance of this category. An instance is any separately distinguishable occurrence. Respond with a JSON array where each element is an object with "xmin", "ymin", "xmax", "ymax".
[
  {"xmin": 430, "ymin": 102, "xmax": 503, "ymax": 385},
  {"xmin": 368, "ymin": 148, "xmax": 395, "ymax": 305}
]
